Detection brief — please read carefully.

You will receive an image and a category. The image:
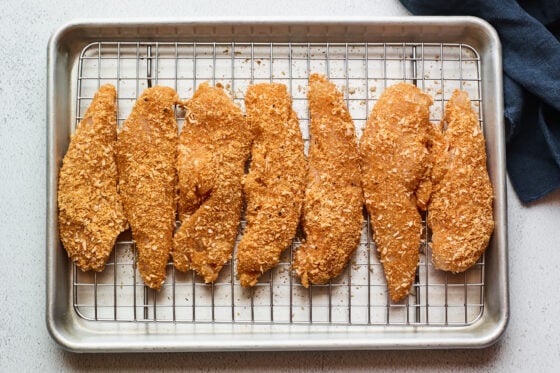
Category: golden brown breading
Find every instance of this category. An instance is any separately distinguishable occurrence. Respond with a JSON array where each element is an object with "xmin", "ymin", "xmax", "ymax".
[
  {"xmin": 172, "ymin": 83, "xmax": 252, "ymax": 283},
  {"xmin": 360, "ymin": 82, "xmax": 433, "ymax": 302},
  {"xmin": 116, "ymin": 86, "xmax": 179, "ymax": 290},
  {"xmin": 428, "ymin": 90, "xmax": 494, "ymax": 272},
  {"xmin": 236, "ymin": 83, "xmax": 306, "ymax": 287},
  {"xmin": 292, "ymin": 74, "xmax": 363, "ymax": 287},
  {"xmin": 58, "ymin": 84, "xmax": 127, "ymax": 272}
]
